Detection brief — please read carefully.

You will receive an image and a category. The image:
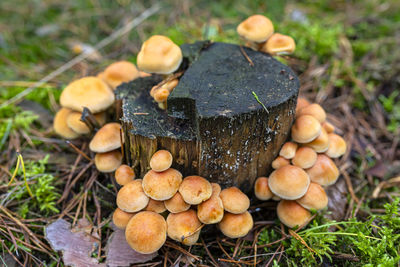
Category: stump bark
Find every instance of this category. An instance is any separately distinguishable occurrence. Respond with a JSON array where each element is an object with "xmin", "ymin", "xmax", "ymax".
[{"xmin": 117, "ymin": 42, "xmax": 299, "ymax": 193}]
